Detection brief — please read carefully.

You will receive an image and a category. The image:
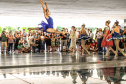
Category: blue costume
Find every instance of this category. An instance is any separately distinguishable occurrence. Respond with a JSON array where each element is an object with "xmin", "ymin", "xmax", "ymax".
[
  {"xmin": 107, "ymin": 32, "xmax": 126, "ymax": 41},
  {"xmin": 39, "ymin": 16, "xmax": 53, "ymax": 32},
  {"xmin": 78, "ymin": 34, "xmax": 90, "ymax": 41}
]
